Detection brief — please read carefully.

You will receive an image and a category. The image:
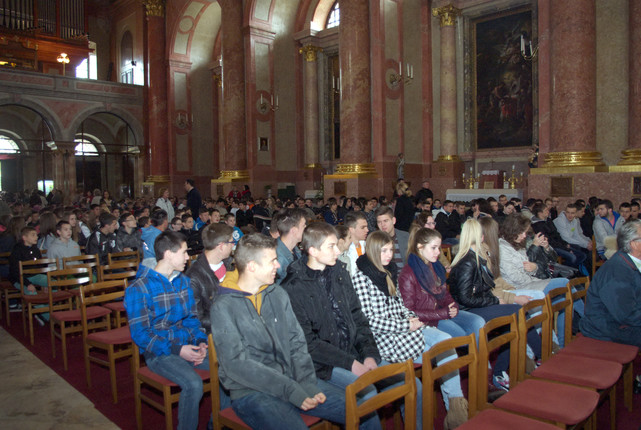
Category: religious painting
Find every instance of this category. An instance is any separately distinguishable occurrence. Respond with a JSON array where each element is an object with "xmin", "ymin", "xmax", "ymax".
[
  {"xmin": 258, "ymin": 137, "xmax": 269, "ymax": 152},
  {"xmin": 474, "ymin": 8, "xmax": 533, "ymax": 150},
  {"xmin": 632, "ymin": 177, "xmax": 641, "ymax": 197}
]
